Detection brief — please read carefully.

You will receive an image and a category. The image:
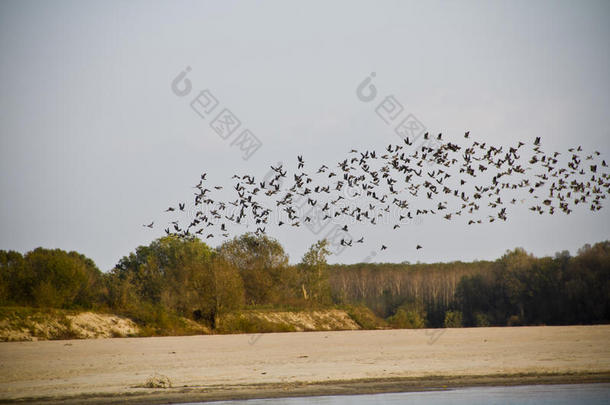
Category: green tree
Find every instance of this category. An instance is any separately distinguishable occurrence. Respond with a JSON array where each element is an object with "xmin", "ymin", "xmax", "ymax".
[
  {"xmin": 0, "ymin": 250, "xmax": 26, "ymax": 305},
  {"xmin": 495, "ymin": 248, "xmax": 536, "ymax": 324},
  {"xmin": 112, "ymin": 236, "xmax": 213, "ymax": 310},
  {"xmin": 564, "ymin": 241, "xmax": 610, "ymax": 323},
  {"xmin": 218, "ymin": 233, "xmax": 294, "ymax": 305},
  {"xmin": 456, "ymin": 273, "xmax": 494, "ymax": 326},
  {"xmin": 194, "ymin": 256, "xmax": 245, "ymax": 328},
  {"xmin": 108, "ymin": 236, "xmax": 245, "ymax": 328},
  {"xmin": 298, "ymin": 239, "xmax": 332, "ymax": 305},
  {"xmin": 387, "ymin": 301, "xmax": 426, "ymax": 329},
  {"xmin": 20, "ymin": 248, "xmax": 102, "ymax": 308},
  {"xmin": 444, "ymin": 310, "xmax": 463, "ymax": 327}
]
